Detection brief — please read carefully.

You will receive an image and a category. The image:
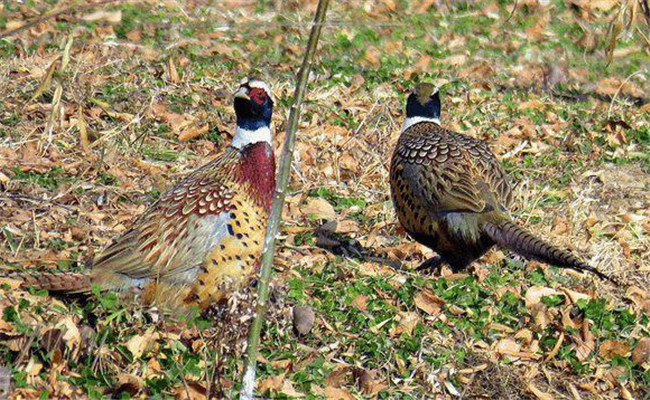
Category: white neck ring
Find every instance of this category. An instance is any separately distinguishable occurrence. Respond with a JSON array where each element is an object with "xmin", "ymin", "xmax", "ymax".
[
  {"xmin": 231, "ymin": 126, "xmax": 272, "ymax": 149},
  {"xmin": 402, "ymin": 116, "xmax": 440, "ymax": 132}
]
